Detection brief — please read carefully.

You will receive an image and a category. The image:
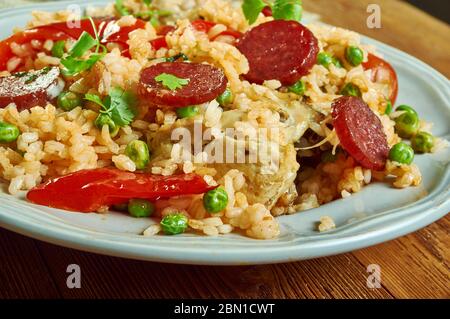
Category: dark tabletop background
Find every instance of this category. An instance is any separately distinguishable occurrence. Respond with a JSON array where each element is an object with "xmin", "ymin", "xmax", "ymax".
[
  {"xmin": 406, "ymin": 0, "xmax": 450, "ymax": 23},
  {"xmin": 0, "ymin": 0, "xmax": 449, "ymax": 299}
]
